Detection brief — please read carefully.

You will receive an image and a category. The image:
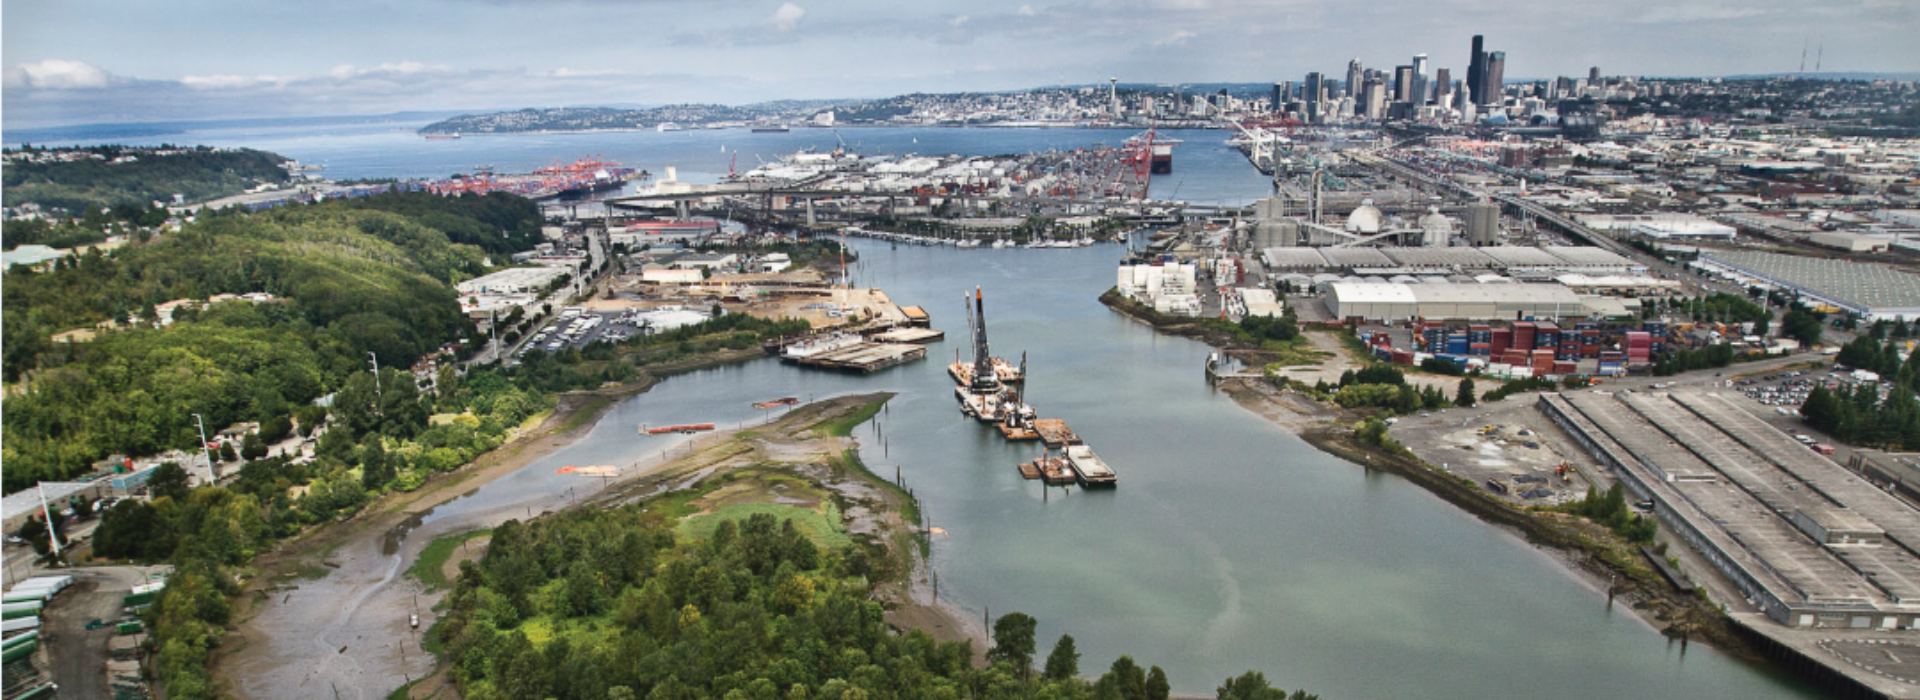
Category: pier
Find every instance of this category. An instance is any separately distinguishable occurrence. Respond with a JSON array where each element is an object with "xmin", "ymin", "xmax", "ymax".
[
  {"xmin": 787, "ymin": 341, "xmax": 926, "ymax": 373},
  {"xmin": 1032, "ymin": 419, "xmax": 1082, "ymax": 447}
]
